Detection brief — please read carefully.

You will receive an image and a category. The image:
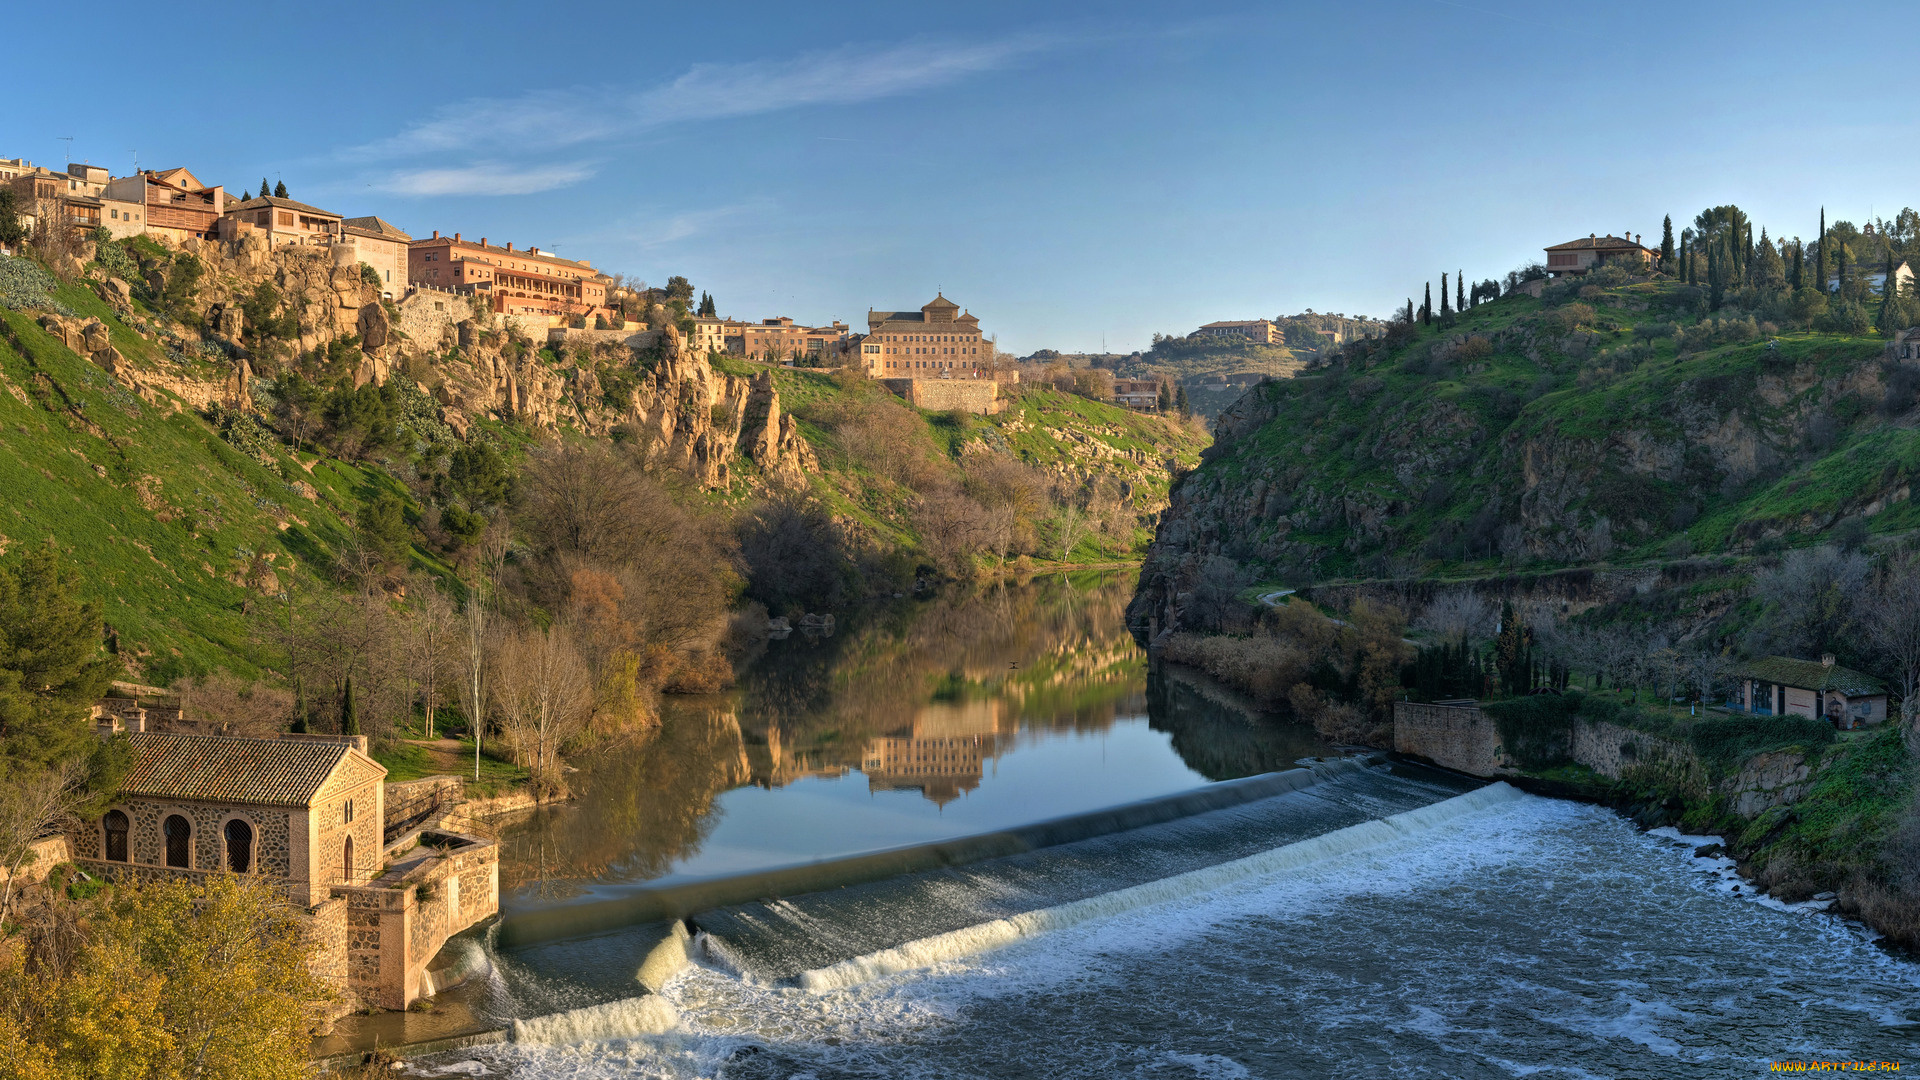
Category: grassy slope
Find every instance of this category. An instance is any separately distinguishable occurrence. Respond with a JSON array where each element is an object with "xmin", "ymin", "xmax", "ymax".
[
  {"xmin": 1202, "ymin": 278, "xmax": 1904, "ymax": 583},
  {"xmin": 0, "ymin": 289, "xmax": 391, "ymax": 684}
]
